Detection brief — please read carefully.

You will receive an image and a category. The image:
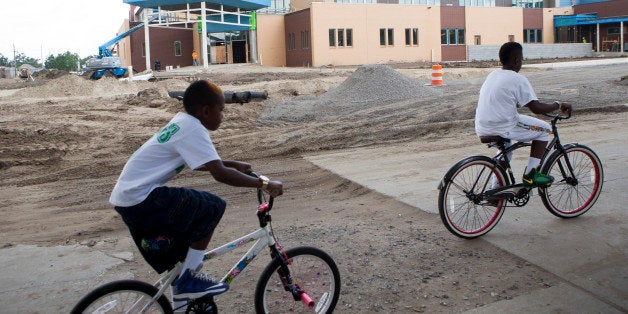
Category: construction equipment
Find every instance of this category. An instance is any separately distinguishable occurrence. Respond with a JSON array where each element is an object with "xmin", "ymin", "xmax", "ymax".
[
  {"xmin": 83, "ymin": 18, "xmax": 153, "ymax": 79},
  {"xmin": 167, "ymin": 90, "xmax": 268, "ymax": 104}
]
